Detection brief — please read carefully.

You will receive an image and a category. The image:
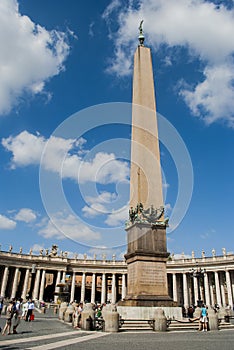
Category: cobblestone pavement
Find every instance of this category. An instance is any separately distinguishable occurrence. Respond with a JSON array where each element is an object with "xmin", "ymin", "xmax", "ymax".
[{"xmin": 0, "ymin": 310, "xmax": 234, "ymax": 350}]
